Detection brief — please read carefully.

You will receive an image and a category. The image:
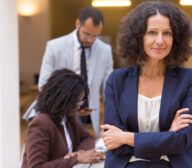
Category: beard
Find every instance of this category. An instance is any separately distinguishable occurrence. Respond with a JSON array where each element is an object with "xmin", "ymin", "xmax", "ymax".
[
  {"xmin": 77, "ymin": 30, "xmax": 93, "ymax": 48},
  {"xmin": 82, "ymin": 42, "xmax": 92, "ymax": 48}
]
